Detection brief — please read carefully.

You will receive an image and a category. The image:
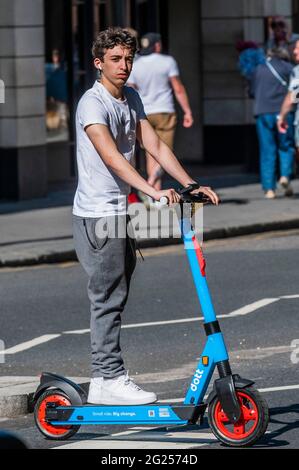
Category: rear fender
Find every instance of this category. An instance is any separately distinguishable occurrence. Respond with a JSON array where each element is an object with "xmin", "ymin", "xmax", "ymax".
[{"xmin": 33, "ymin": 372, "xmax": 87, "ymax": 405}]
